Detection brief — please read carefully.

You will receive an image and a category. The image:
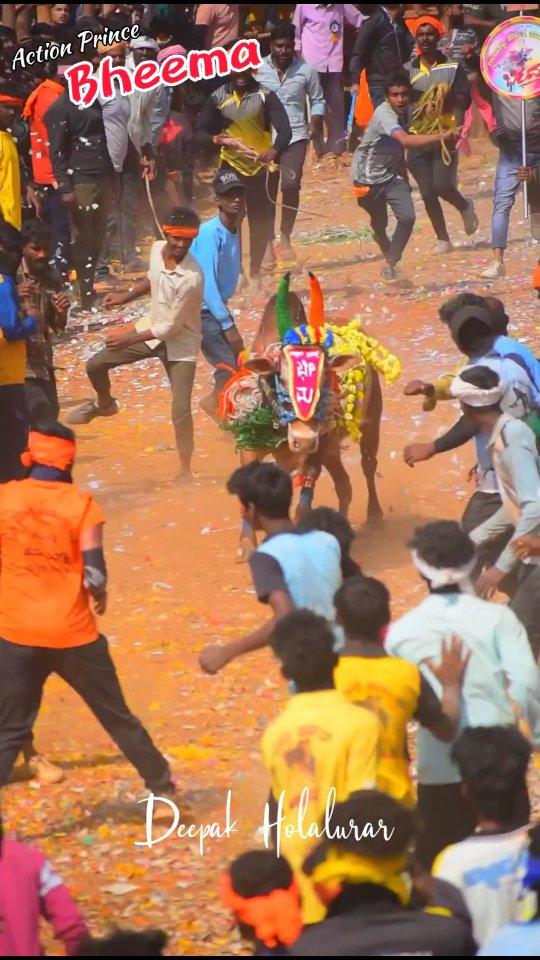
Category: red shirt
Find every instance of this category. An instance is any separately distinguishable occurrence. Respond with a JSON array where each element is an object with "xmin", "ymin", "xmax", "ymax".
[{"xmin": 23, "ymin": 79, "xmax": 65, "ymax": 186}]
